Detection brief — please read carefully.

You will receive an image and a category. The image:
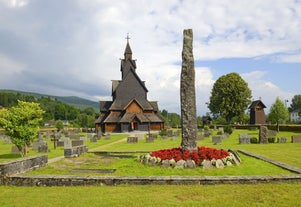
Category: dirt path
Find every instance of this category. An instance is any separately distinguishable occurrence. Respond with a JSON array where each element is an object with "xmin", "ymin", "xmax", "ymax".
[{"xmin": 89, "ymin": 137, "xmax": 128, "ymax": 152}]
